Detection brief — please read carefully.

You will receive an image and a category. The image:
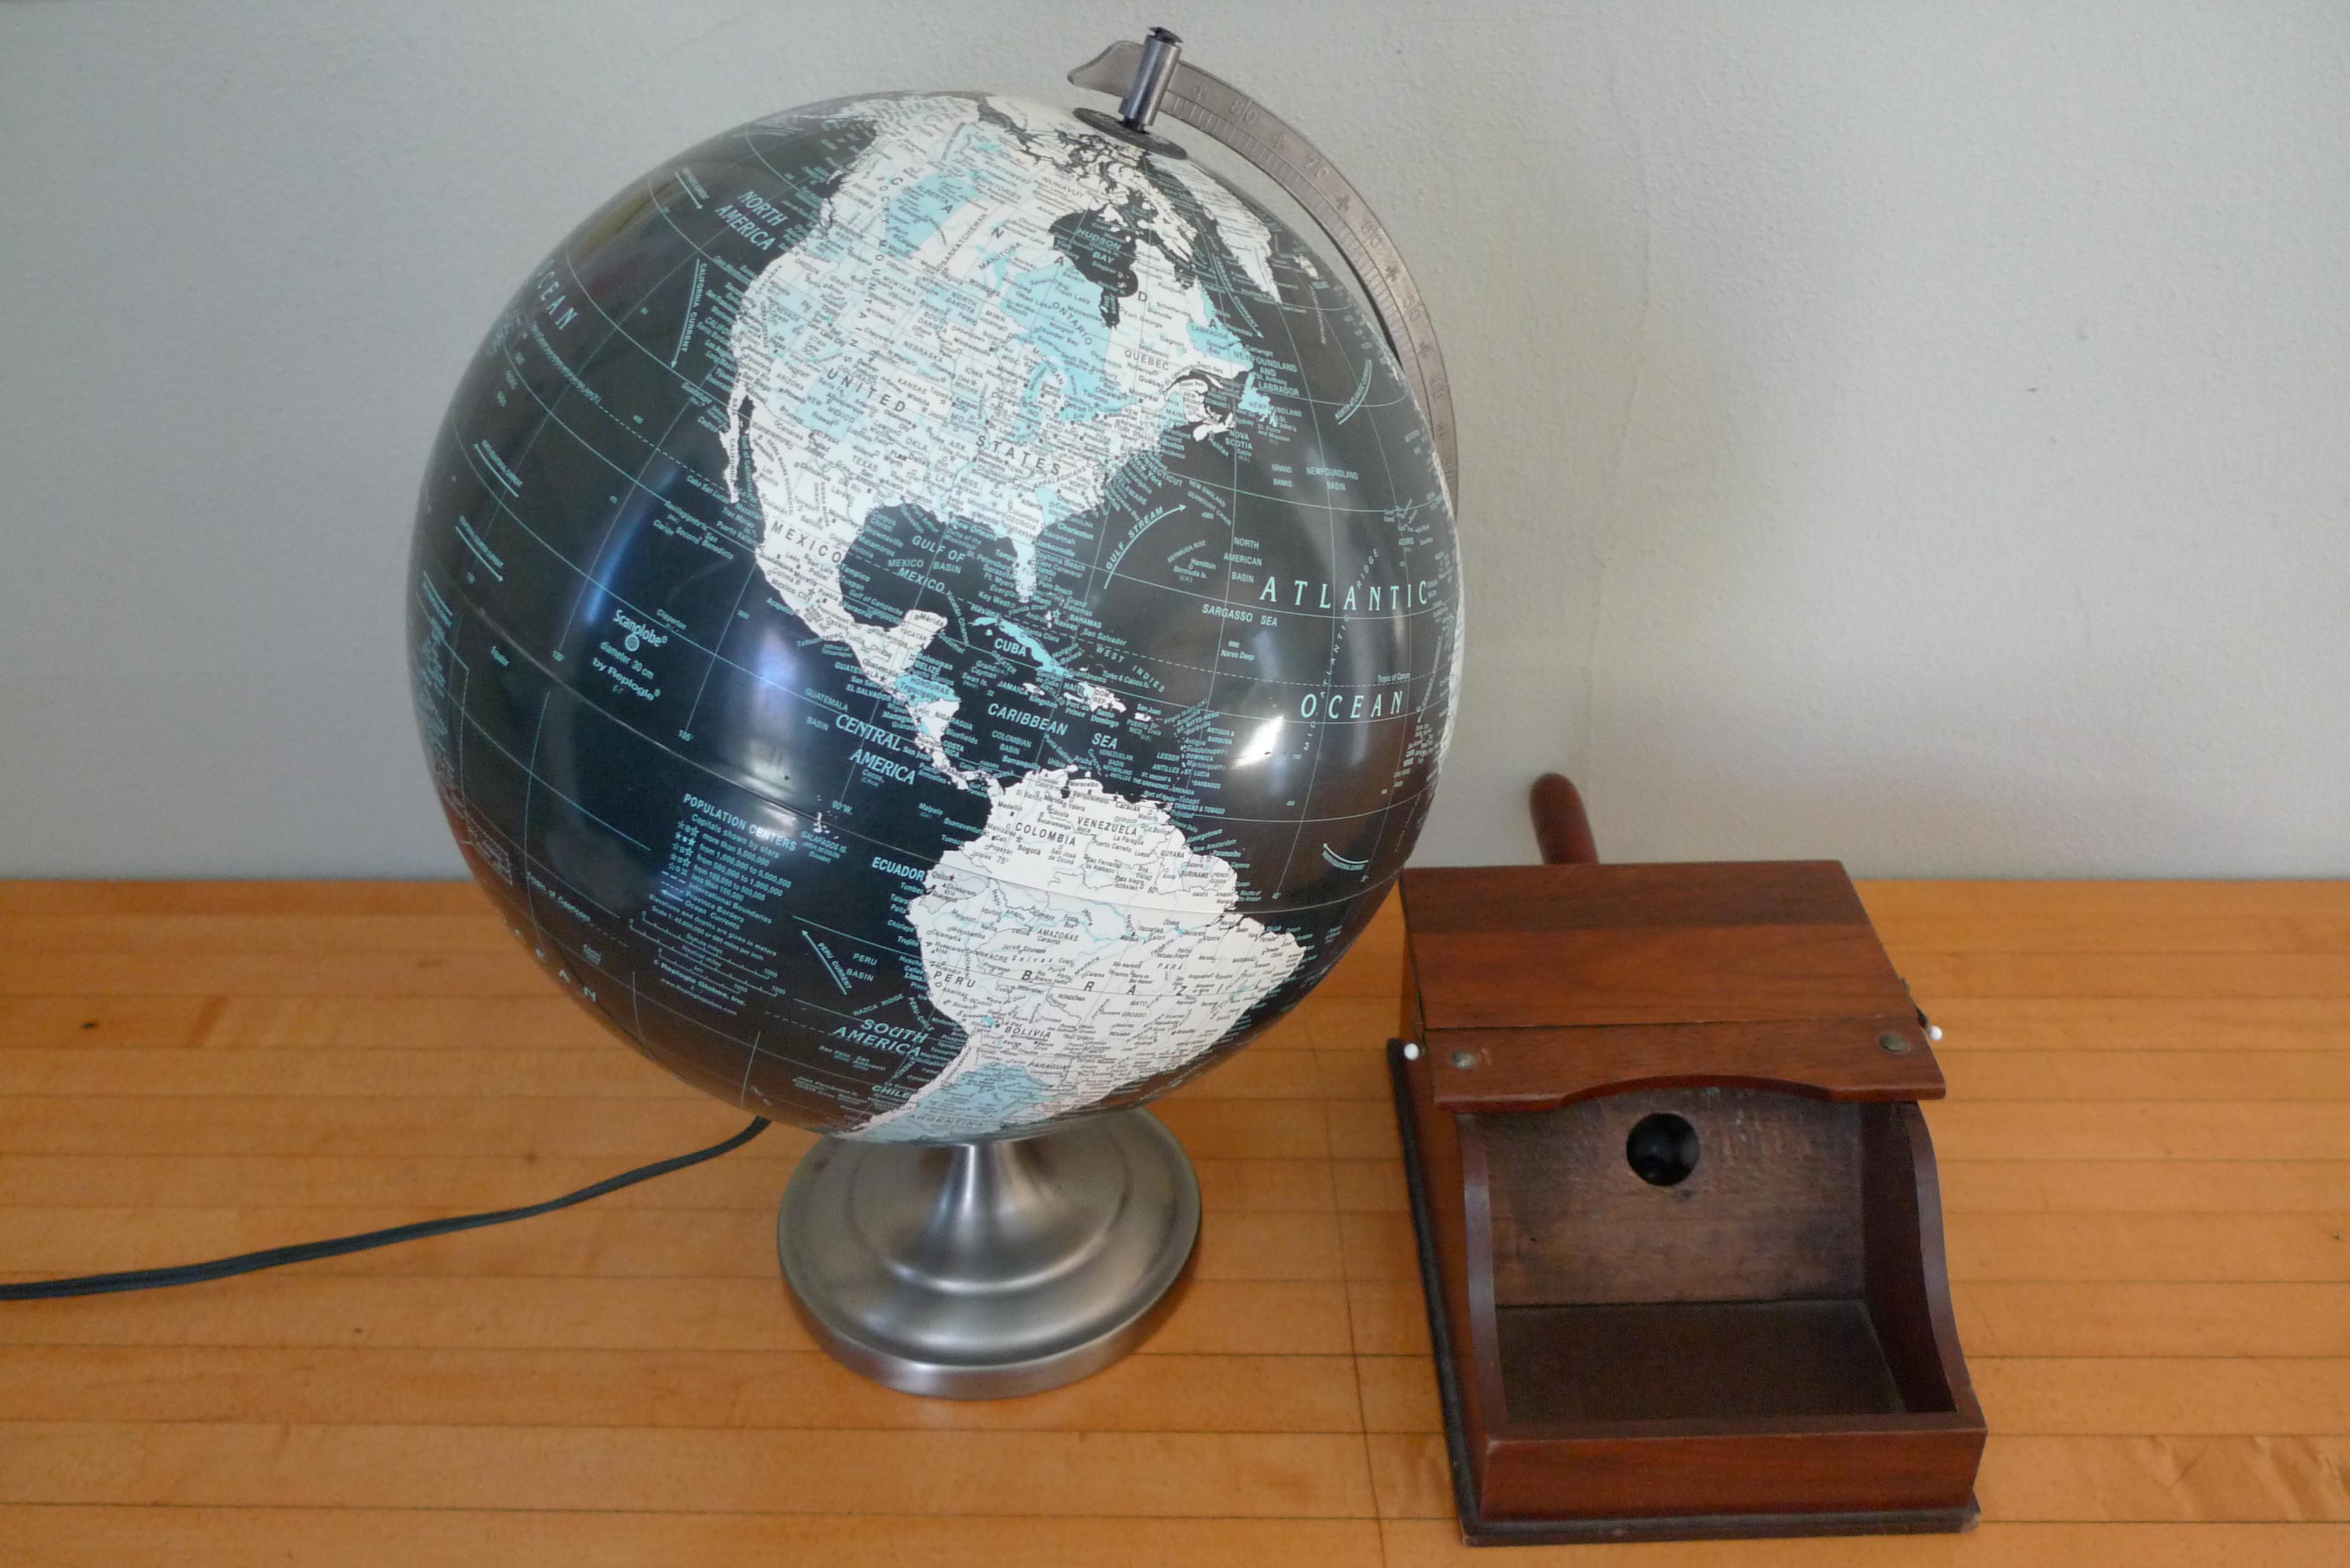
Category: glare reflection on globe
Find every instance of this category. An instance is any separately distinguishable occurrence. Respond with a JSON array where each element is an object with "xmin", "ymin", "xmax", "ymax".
[{"xmin": 409, "ymin": 91, "xmax": 1461, "ymax": 1142}]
